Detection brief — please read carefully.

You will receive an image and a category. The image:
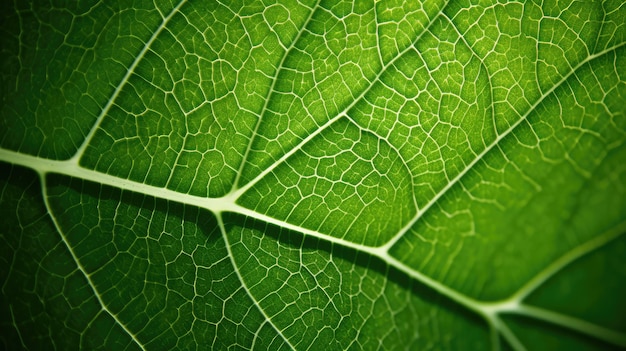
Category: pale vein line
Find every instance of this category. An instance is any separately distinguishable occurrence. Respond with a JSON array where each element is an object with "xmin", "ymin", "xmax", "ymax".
[
  {"xmin": 3, "ymin": 129, "xmax": 626, "ymax": 350},
  {"xmin": 475, "ymin": 221, "xmax": 626, "ymax": 348},
  {"xmin": 3, "ymin": 143, "xmax": 626, "ymax": 348},
  {"xmin": 215, "ymin": 212, "xmax": 297, "ymax": 351},
  {"xmin": 492, "ymin": 315, "xmax": 527, "ymax": 351},
  {"xmin": 0, "ymin": 20, "xmax": 623, "ymax": 351},
  {"xmin": 230, "ymin": 11, "xmax": 442, "ymax": 199},
  {"xmin": 372, "ymin": 0, "xmax": 385, "ymax": 68},
  {"xmin": 9, "ymin": 304, "xmax": 27, "ymax": 349},
  {"xmin": 441, "ymin": 10, "xmax": 496, "ymax": 152},
  {"xmin": 250, "ymin": 320, "xmax": 268, "ymax": 350},
  {"xmin": 0, "ymin": 144, "xmax": 493, "ymax": 329},
  {"xmin": 229, "ymin": 202, "xmax": 378, "ymax": 255},
  {"xmin": 229, "ymin": 113, "xmax": 345, "ymax": 199},
  {"xmin": 513, "ymin": 305, "xmax": 626, "ymax": 348},
  {"xmin": 69, "ymin": 0, "xmax": 188, "ymax": 164},
  {"xmin": 231, "ymin": 0, "xmax": 321, "ymax": 191},
  {"xmin": 380, "ymin": 41, "xmax": 626, "ymax": 252},
  {"xmin": 0, "ymin": 148, "xmax": 235, "ymax": 213},
  {"xmin": 39, "ymin": 175, "xmax": 146, "ymax": 351},
  {"xmin": 227, "ymin": 203, "xmax": 490, "ymax": 318},
  {"xmin": 489, "ymin": 322, "xmax": 501, "ymax": 351},
  {"xmin": 508, "ymin": 221, "xmax": 626, "ymax": 303},
  {"xmin": 1, "ymin": 166, "xmax": 24, "ymax": 295},
  {"xmin": 592, "ymin": 2, "xmax": 607, "ymax": 54}
]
